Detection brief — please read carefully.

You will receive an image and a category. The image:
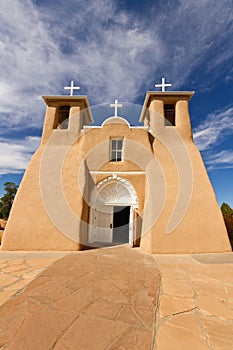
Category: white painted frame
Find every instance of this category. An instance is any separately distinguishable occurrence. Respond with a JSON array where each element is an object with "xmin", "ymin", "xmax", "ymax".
[
  {"xmin": 88, "ymin": 175, "xmax": 138, "ymax": 246},
  {"xmin": 110, "ymin": 138, "xmax": 124, "ymax": 162}
]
